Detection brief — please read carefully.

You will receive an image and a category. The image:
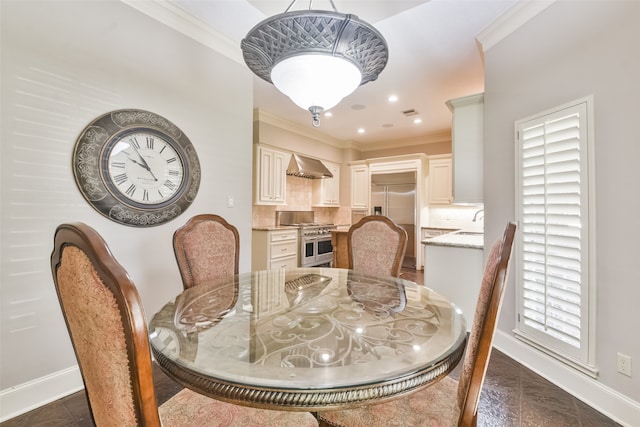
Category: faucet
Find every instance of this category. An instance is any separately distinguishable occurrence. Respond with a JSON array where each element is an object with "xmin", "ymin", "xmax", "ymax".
[{"xmin": 472, "ymin": 209, "xmax": 484, "ymax": 222}]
